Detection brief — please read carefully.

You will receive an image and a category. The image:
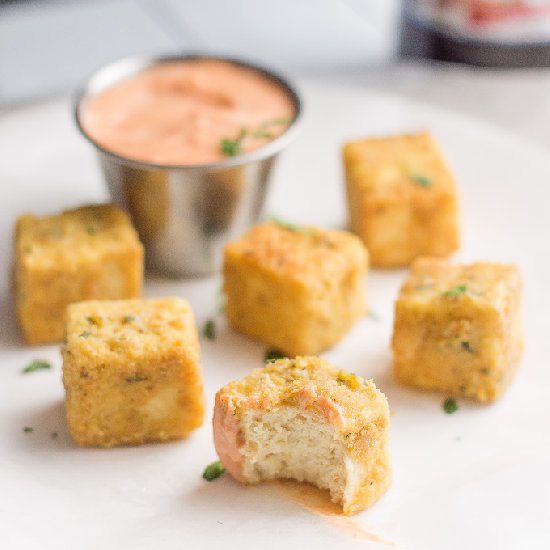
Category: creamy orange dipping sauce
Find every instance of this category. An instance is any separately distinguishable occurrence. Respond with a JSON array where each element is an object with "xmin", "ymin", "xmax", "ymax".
[{"xmin": 80, "ymin": 59, "xmax": 296, "ymax": 166}]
